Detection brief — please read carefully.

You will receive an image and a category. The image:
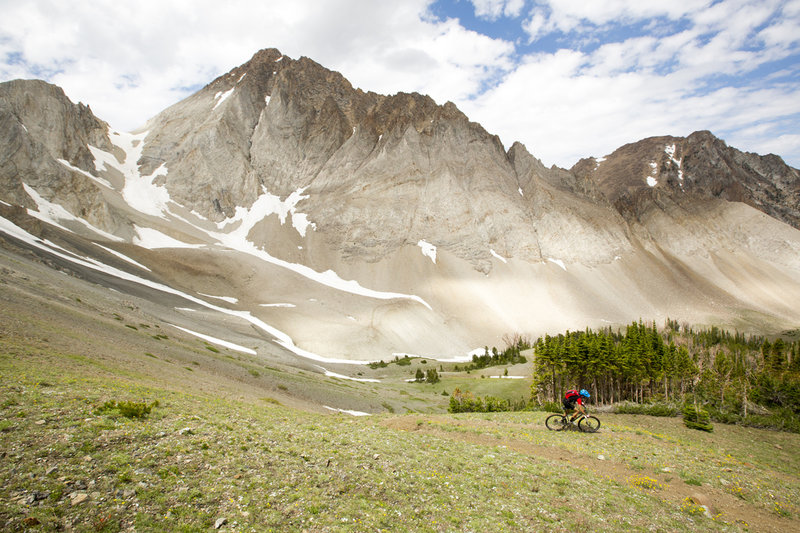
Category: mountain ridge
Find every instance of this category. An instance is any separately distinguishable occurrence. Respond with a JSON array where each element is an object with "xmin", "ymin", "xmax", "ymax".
[{"xmin": 1, "ymin": 47, "xmax": 799, "ymax": 364}]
